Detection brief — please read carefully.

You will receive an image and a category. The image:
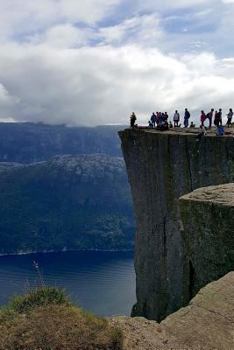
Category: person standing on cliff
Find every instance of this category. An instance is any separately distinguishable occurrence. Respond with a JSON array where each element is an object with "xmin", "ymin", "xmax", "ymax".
[
  {"xmin": 214, "ymin": 109, "xmax": 222, "ymax": 127},
  {"xmin": 150, "ymin": 112, "xmax": 156, "ymax": 128},
  {"xmin": 173, "ymin": 110, "xmax": 180, "ymax": 127},
  {"xmin": 200, "ymin": 110, "xmax": 206, "ymax": 127},
  {"xmin": 227, "ymin": 108, "xmax": 233, "ymax": 128},
  {"xmin": 184, "ymin": 108, "xmax": 190, "ymax": 128},
  {"xmin": 206, "ymin": 108, "xmax": 214, "ymax": 128},
  {"xmin": 218, "ymin": 108, "xmax": 223, "ymax": 126},
  {"xmin": 130, "ymin": 112, "xmax": 137, "ymax": 128},
  {"xmin": 214, "ymin": 111, "xmax": 219, "ymax": 127}
]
